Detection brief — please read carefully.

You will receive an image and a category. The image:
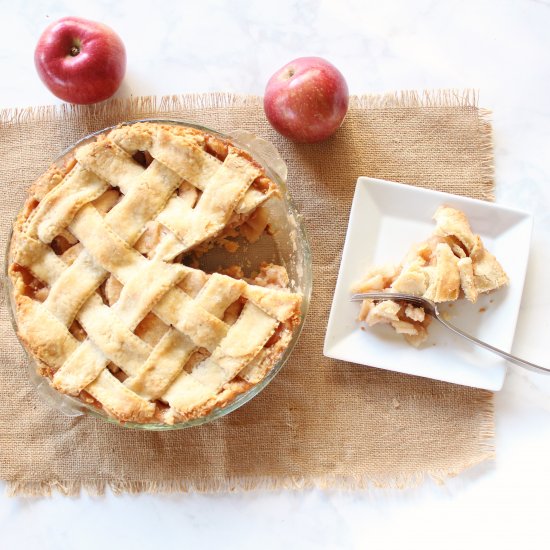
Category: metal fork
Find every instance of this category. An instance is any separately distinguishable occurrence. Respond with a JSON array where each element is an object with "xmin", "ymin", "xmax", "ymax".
[{"xmin": 350, "ymin": 292, "xmax": 548, "ymax": 375}]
